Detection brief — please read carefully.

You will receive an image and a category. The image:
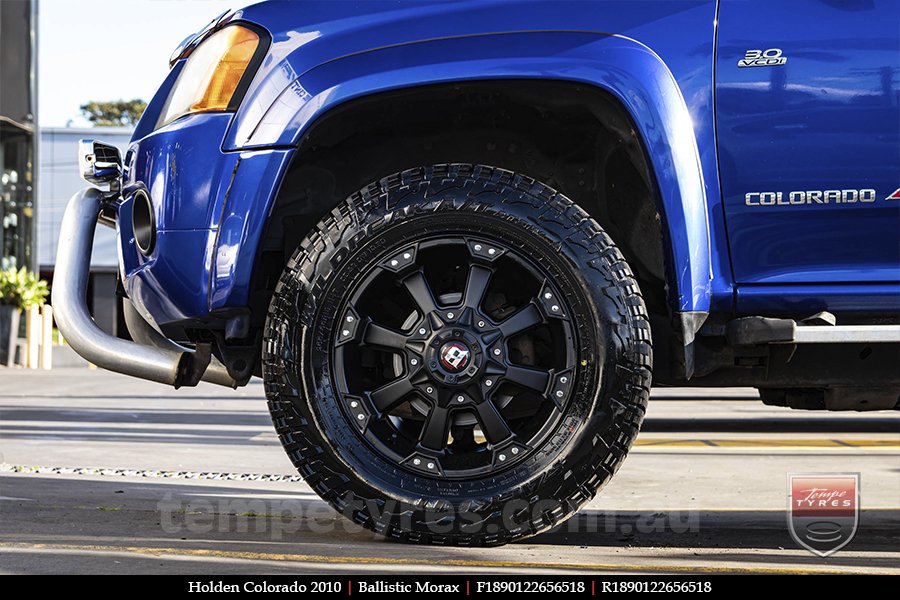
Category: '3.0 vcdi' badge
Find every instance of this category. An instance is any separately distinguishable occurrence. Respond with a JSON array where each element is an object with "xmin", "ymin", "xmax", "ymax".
[
  {"xmin": 738, "ymin": 48, "xmax": 787, "ymax": 68},
  {"xmin": 788, "ymin": 473, "xmax": 859, "ymax": 557}
]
